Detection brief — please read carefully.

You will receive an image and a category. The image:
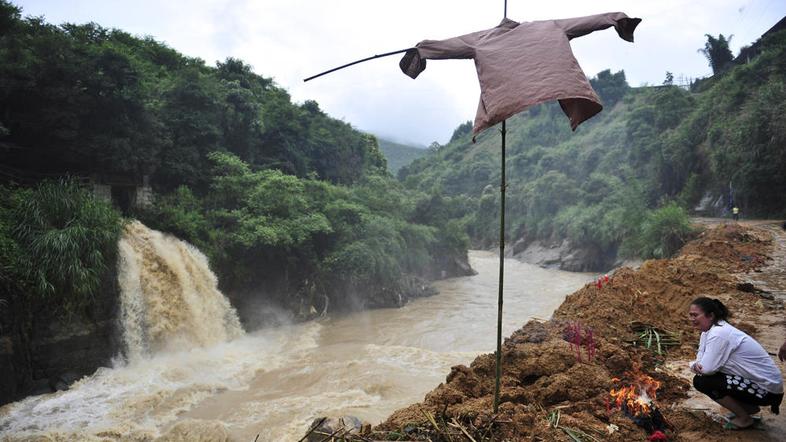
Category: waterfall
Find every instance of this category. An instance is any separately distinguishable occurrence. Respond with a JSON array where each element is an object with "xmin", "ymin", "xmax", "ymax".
[{"xmin": 117, "ymin": 221, "xmax": 243, "ymax": 361}]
